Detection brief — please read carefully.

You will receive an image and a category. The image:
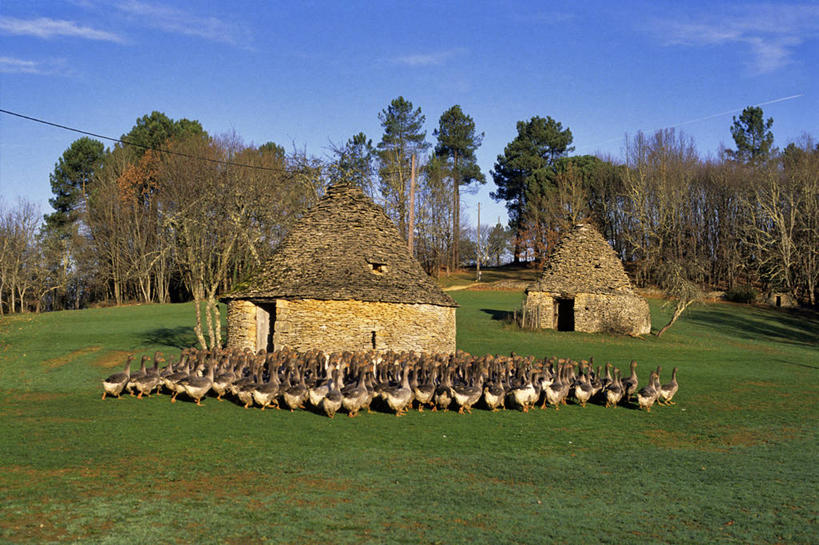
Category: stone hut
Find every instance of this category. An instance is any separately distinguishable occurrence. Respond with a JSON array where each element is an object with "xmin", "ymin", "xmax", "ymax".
[
  {"xmin": 522, "ymin": 223, "xmax": 651, "ymax": 335},
  {"xmin": 766, "ymin": 292, "xmax": 798, "ymax": 308},
  {"xmin": 221, "ymin": 183, "xmax": 458, "ymax": 354}
]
